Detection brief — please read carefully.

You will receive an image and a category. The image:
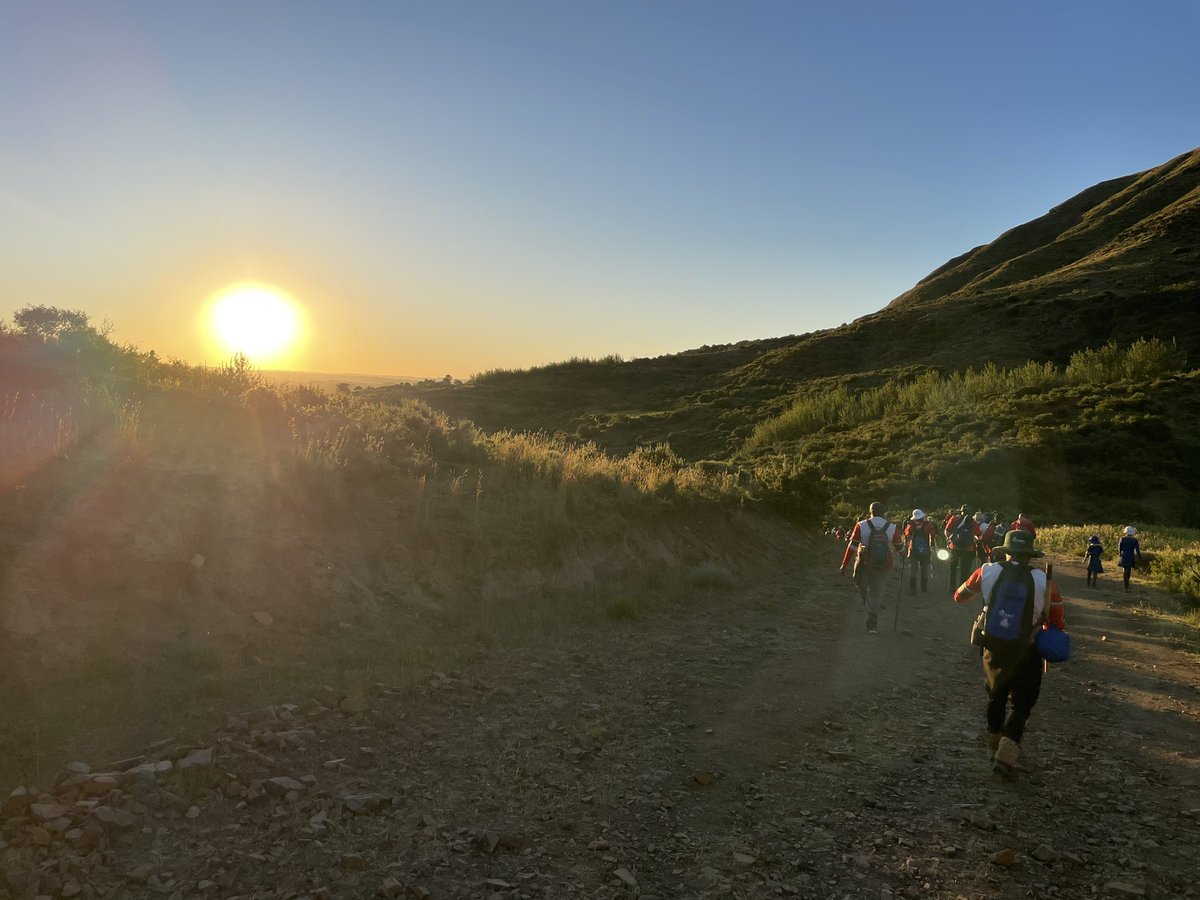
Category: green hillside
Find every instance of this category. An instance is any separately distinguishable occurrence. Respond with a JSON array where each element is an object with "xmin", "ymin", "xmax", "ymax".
[{"xmin": 373, "ymin": 147, "xmax": 1200, "ymax": 522}]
